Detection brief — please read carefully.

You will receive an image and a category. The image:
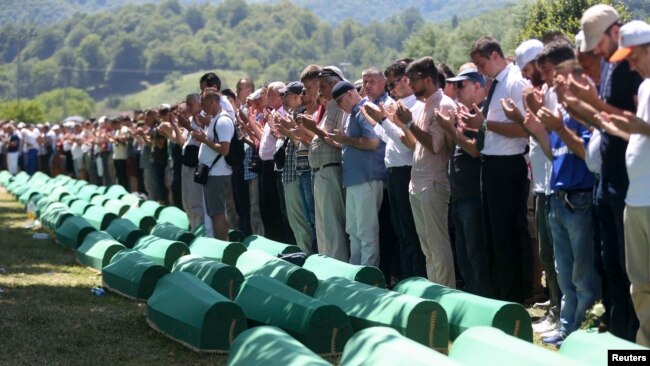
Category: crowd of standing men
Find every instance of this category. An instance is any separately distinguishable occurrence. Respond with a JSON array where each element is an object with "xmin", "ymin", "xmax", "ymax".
[{"xmin": 1, "ymin": 3, "xmax": 649, "ymax": 348}]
